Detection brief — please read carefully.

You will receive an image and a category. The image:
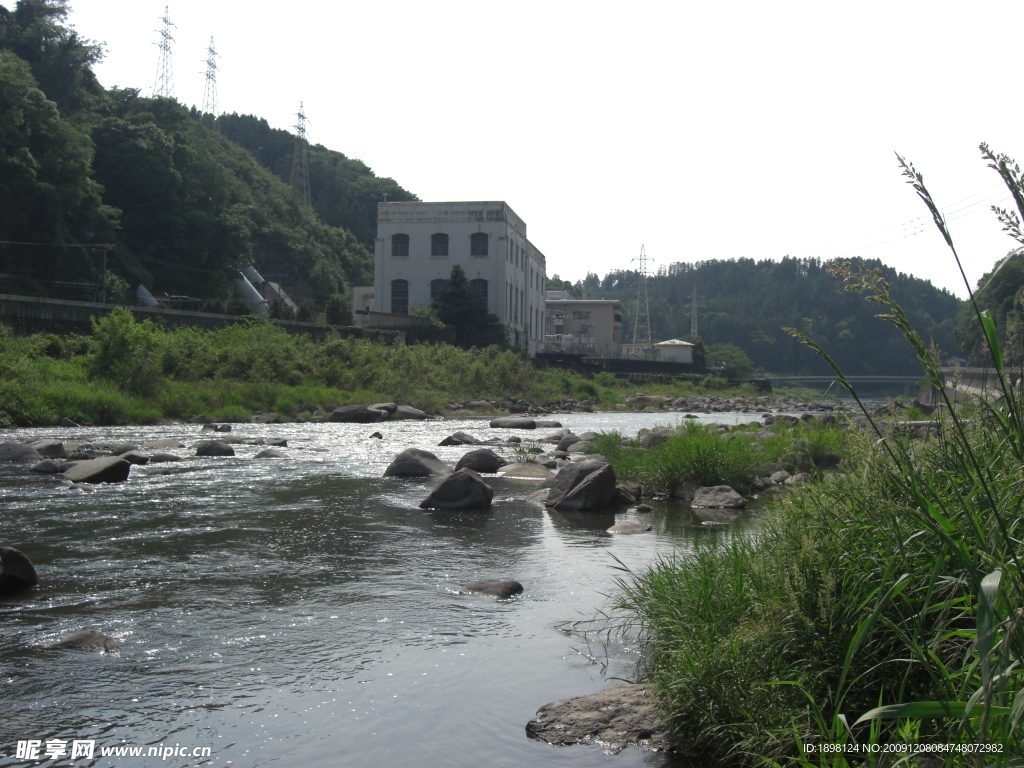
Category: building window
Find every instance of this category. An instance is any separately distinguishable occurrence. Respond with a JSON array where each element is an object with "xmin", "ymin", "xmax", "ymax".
[
  {"xmin": 430, "ymin": 279, "xmax": 447, "ymax": 300},
  {"xmin": 391, "ymin": 279, "xmax": 408, "ymax": 315},
  {"xmin": 470, "ymin": 233, "xmax": 488, "ymax": 257},
  {"xmin": 470, "ymin": 278, "xmax": 488, "ymax": 303},
  {"xmin": 572, "ymin": 310, "xmax": 591, "ymax": 320},
  {"xmin": 391, "ymin": 233, "xmax": 409, "ymax": 257},
  {"xmin": 614, "ymin": 313, "xmax": 623, "ymax": 324},
  {"xmin": 431, "ymin": 233, "xmax": 449, "ymax": 257}
]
